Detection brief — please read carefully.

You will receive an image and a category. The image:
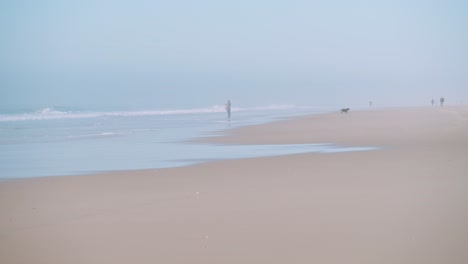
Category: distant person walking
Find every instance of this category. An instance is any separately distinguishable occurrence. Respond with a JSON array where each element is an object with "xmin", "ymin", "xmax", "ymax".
[
  {"xmin": 440, "ymin": 97, "xmax": 445, "ymax": 107},
  {"xmin": 225, "ymin": 100, "xmax": 231, "ymax": 118},
  {"xmin": 431, "ymin": 99, "xmax": 434, "ymax": 106}
]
